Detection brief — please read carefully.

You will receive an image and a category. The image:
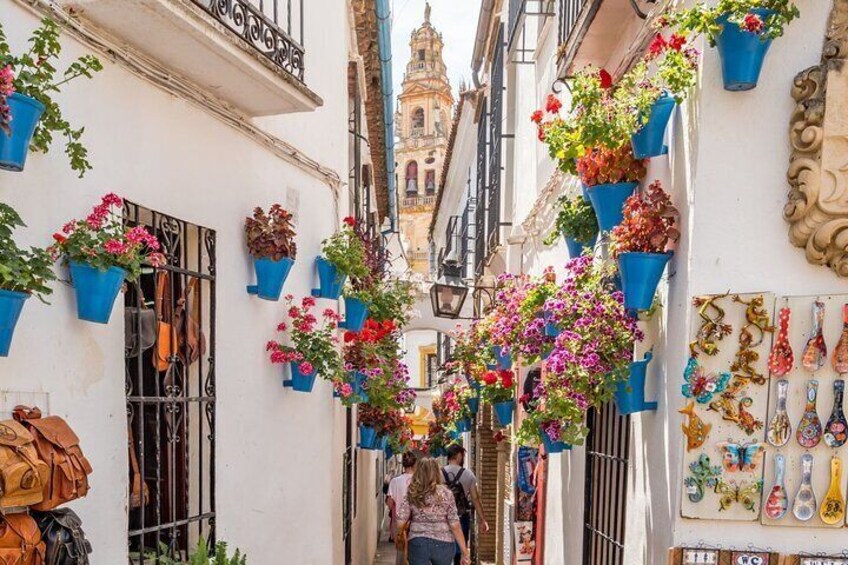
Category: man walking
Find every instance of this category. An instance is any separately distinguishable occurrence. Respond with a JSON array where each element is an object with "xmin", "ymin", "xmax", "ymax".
[
  {"xmin": 387, "ymin": 451, "xmax": 419, "ymax": 565},
  {"xmin": 443, "ymin": 444, "xmax": 489, "ymax": 565}
]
